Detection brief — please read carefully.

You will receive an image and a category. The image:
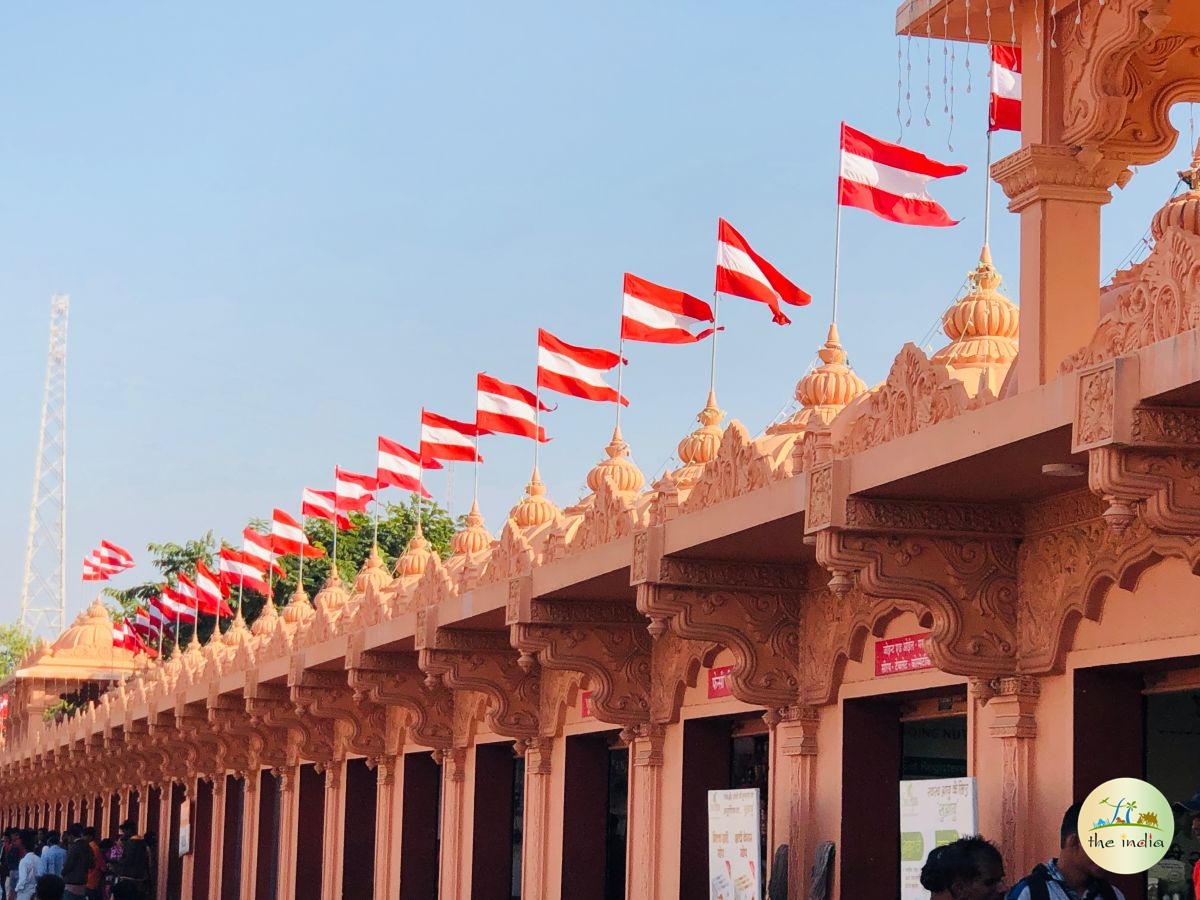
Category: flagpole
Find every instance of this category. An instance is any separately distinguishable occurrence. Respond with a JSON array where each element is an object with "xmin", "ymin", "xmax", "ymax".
[
  {"xmin": 472, "ymin": 430, "xmax": 481, "ymax": 505},
  {"xmin": 331, "ymin": 483, "xmax": 339, "ymax": 583},
  {"xmin": 615, "ymin": 286, "xmax": 626, "ymax": 431},
  {"xmin": 417, "ymin": 409, "xmax": 425, "ymax": 532},
  {"xmin": 533, "ymin": 350, "xmax": 542, "ymax": 473},
  {"xmin": 832, "ymin": 126, "xmax": 846, "ymax": 327},
  {"xmin": 708, "ymin": 292, "xmax": 720, "ymax": 395},
  {"xmin": 372, "ymin": 495, "xmax": 381, "ymax": 547},
  {"xmin": 192, "ymin": 571, "xmax": 200, "ymax": 649},
  {"xmin": 983, "ymin": 129, "xmax": 994, "ymax": 250}
]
